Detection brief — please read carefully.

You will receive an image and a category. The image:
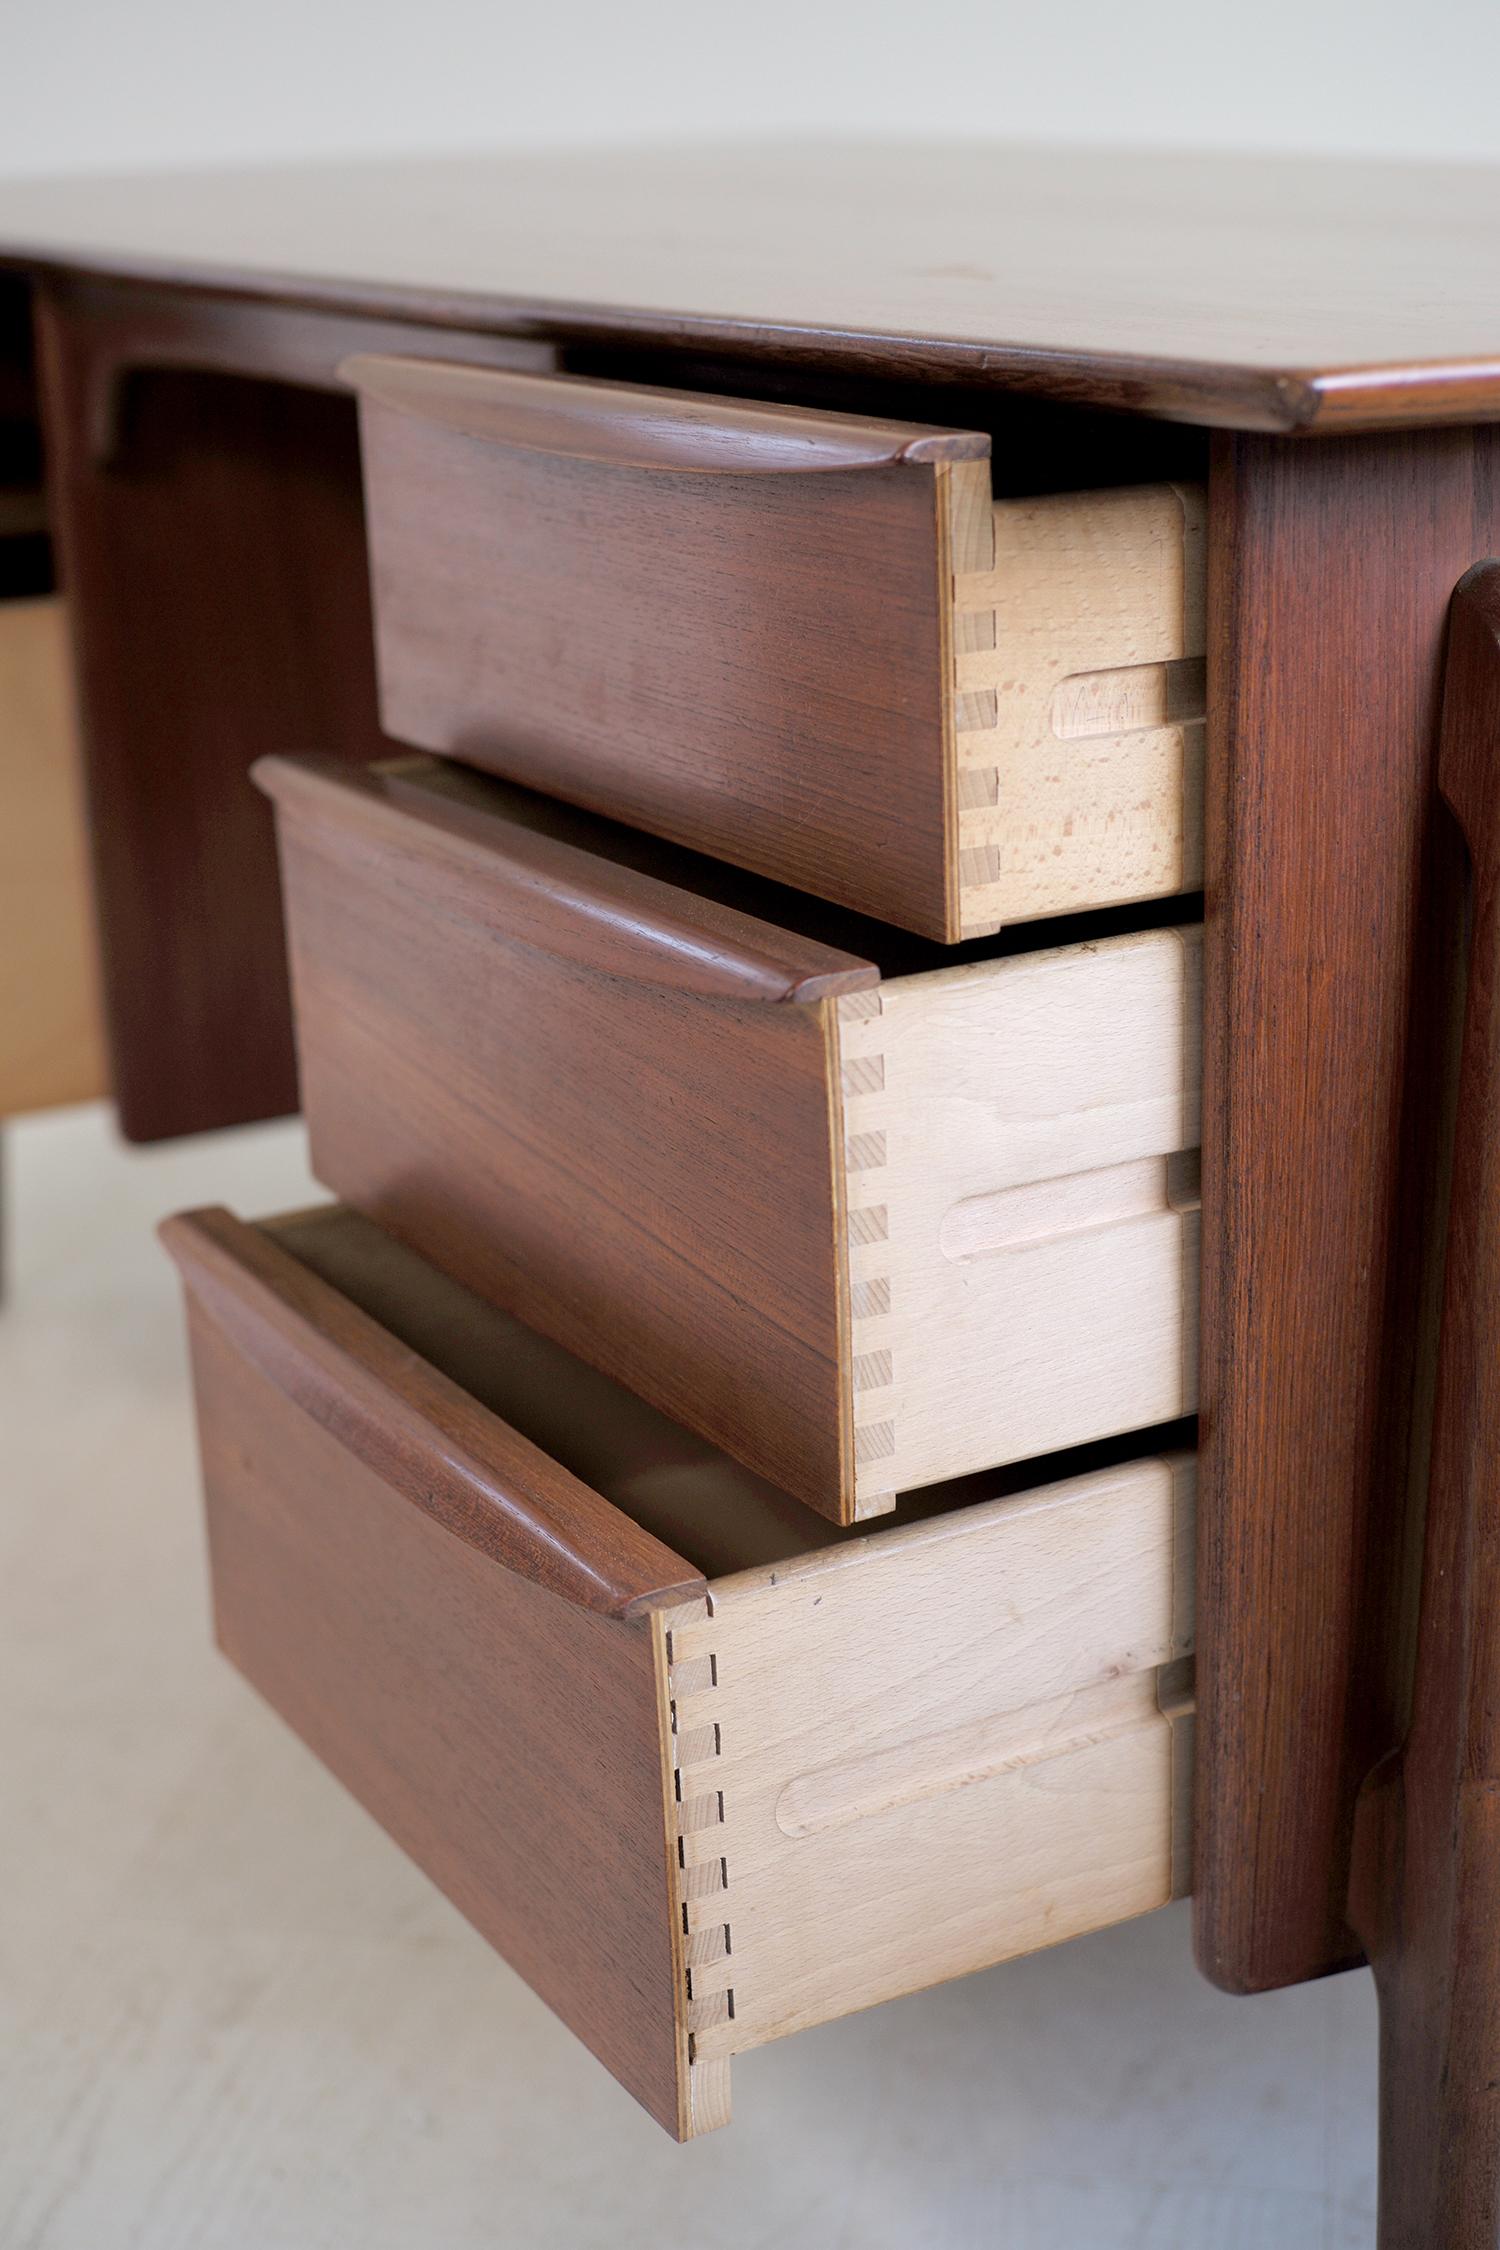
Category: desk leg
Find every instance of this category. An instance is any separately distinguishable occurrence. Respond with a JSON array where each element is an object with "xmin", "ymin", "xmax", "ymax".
[
  {"xmin": 1347, "ymin": 562, "xmax": 1500, "ymax": 2246},
  {"xmin": 34, "ymin": 289, "xmax": 387, "ymax": 1142},
  {"xmin": 1198, "ymin": 426, "xmax": 1500, "ymax": 2000}
]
